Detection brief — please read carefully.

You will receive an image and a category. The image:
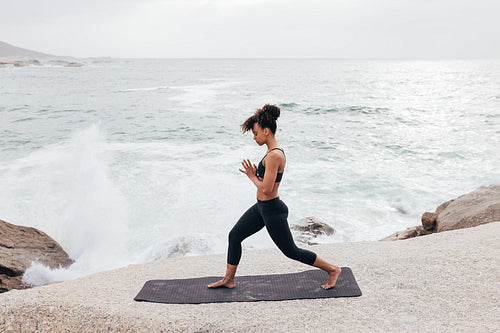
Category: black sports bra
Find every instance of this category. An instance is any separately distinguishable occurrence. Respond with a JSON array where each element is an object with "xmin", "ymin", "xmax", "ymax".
[{"xmin": 256, "ymin": 148, "xmax": 285, "ymax": 183}]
